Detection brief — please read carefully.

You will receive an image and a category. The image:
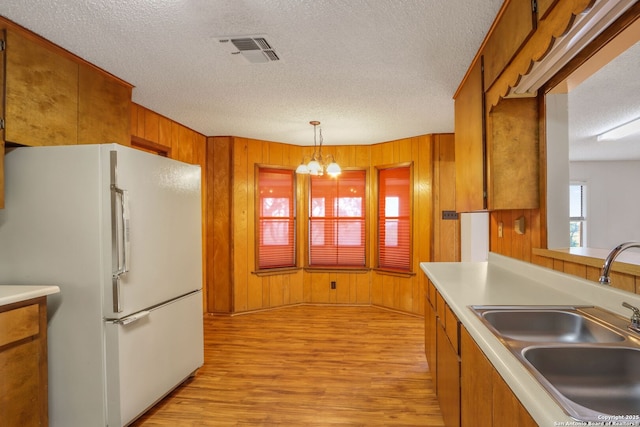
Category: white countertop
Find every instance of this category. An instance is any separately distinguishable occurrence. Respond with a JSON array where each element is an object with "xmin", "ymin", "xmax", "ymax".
[
  {"xmin": 421, "ymin": 252, "xmax": 640, "ymax": 427},
  {"xmin": 0, "ymin": 285, "xmax": 60, "ymax": 306}
]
